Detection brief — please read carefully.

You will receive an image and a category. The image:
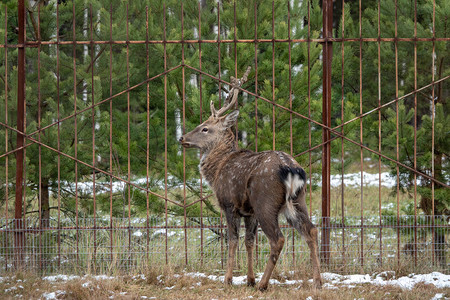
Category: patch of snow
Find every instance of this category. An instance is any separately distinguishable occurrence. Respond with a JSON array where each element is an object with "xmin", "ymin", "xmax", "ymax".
[
  {"xmin": 156, "ymin": 275, "xmax": 164, "ymax": 283},
  {"xmin": 320, "ymin": 172, "xmax": 397, "ymax": 188},
  {"xmin": 5, "ymin": 286, "xmax": 18, "ymax": 293},
  {"xmin": 230, "ymin": 275, "xmax": 248, "ymax": 285},
  {"xmin": 323, "ymin": 283, "xmax": 338, "ymax": 289},
  {"xmin": 152, "ymin": 229, "xmax": 177, "ymax": 237},
  {"xmin": 185, "ymin": 272, "xmax": 206, "ymax": 278},
  {"xmin": 93, "ymin": 275, "xmax": 115, "ymax": 280},
  {"xmin": 42, "ymin": 290, "xmax": 65, "ymax": 300},
  {"xmin": 342, "ymin": 274, "xmax": 373, "ymax": 285},
  {"xmin": 284, "ymin": 279, "xmax": 302, "ymax": 285},
  {"xmin": 431, "ymin": 293, "xmax": 445, "ymax": 300},
  {"xmin": 43, "ymin": 274, "xmax": 114, "ymax": 283},
  {"xmin": 55, "ymin": 174, "xmax": 208, "ymax": 197},
  {"xmin": 43, "ymin": 274, "xmax": 80, "ymax": 282},
  {"xmin": 393, "ymin": 273, "xmax": 450, "ymax": 290},
  {"xmin": 322, "ymin": 272, "xmax": 343, "ymax": 283},
  {"xmin": 320, "ymin": 272, "xmax": 450, "ymax": 290},
  {"xmin": 133, "ymin": 231, "xmax": 143, "ymax": 237},
  {"xmin": 132, "ymin": 274, "xmax": 147, "ymax": 281},
  {"xmin": 42, "ymin": 292, "xmax": 57, "ymax": 300},
  {"xmin": 186, "ymin": 272, "xmax": 304, "ymax": 286},
  {"xmin": 381, "ymin": 203, "xmax": 395, "ymax": 210}
]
